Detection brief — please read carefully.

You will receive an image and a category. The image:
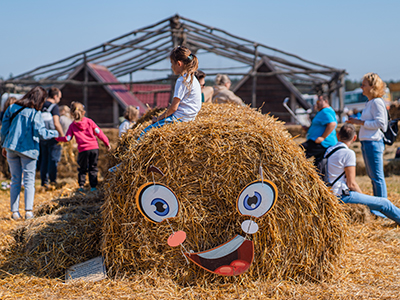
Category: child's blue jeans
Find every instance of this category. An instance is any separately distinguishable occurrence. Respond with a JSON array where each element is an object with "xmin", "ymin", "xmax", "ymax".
[{"xmin": 138, "ymin": 115, "xmax": 181, "ymax": 140}]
